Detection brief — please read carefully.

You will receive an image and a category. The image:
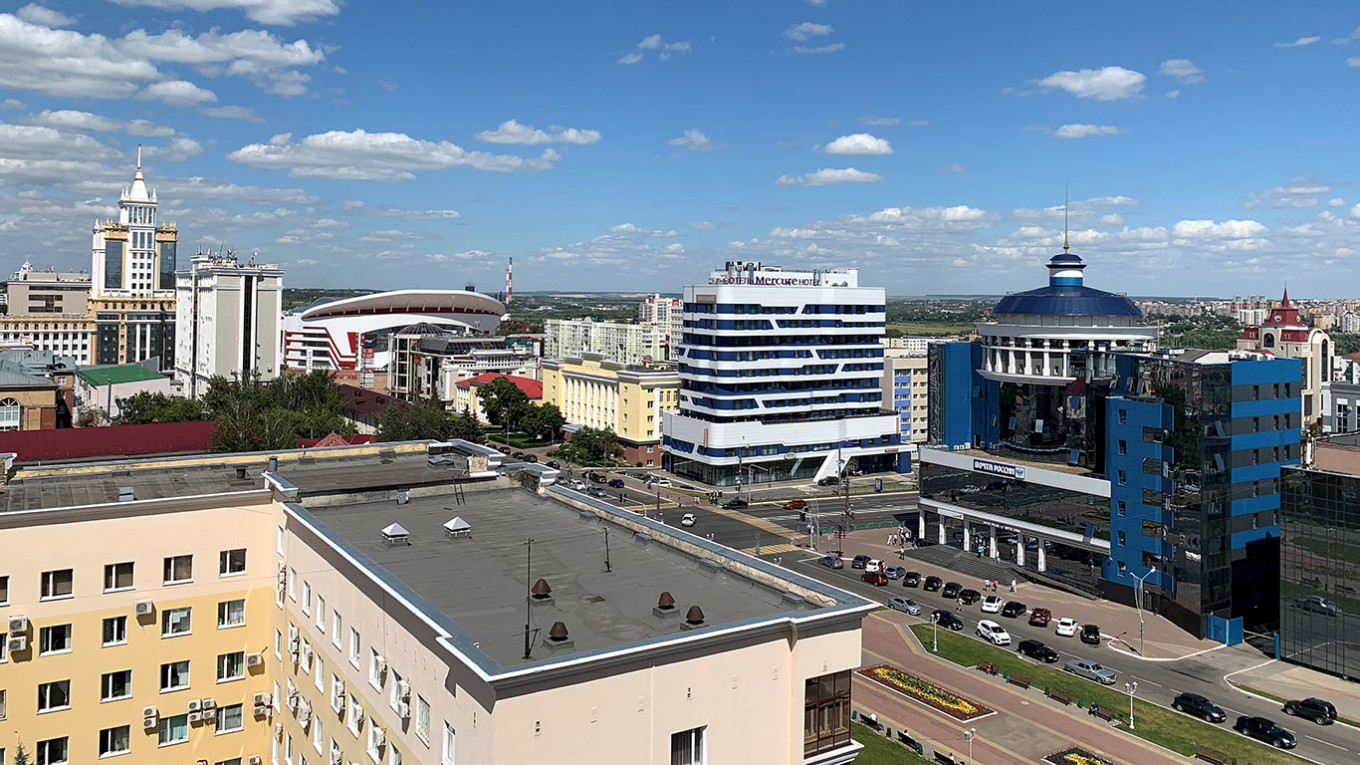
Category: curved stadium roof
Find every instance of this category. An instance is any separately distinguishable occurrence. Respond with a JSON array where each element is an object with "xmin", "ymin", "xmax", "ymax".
[{"xmin": 300, "ymin": 290, "xmax": 505, "ymax": 321}]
